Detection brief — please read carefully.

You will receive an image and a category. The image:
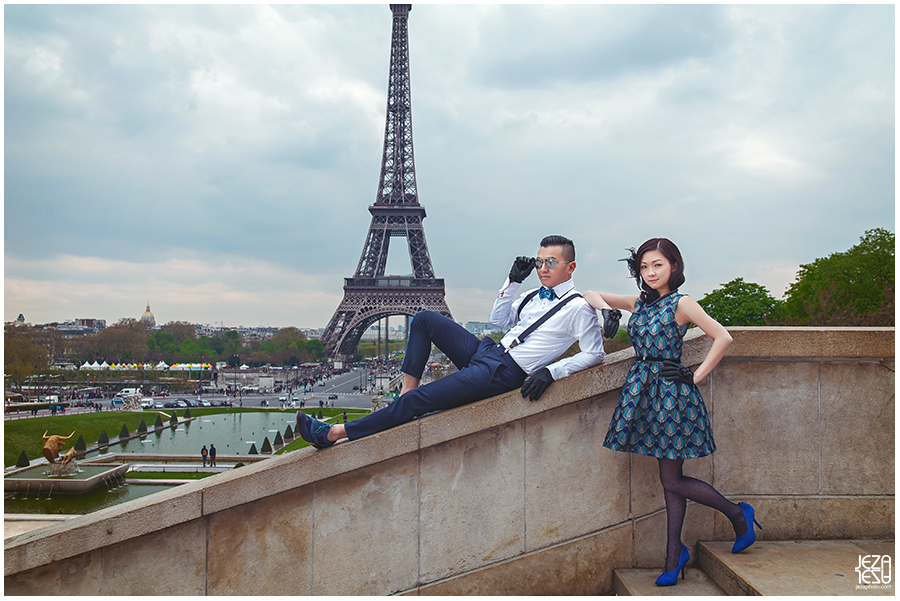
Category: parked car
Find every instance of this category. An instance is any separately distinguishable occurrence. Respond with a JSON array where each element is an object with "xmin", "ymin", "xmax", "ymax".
[
  {"xmin": 140, "ymin": 398, "xmax": 154, "ymax": 409},
  {"xmin": 154, "ymin": 401, "xmax": 165, "ymax": 409},
  {"xmin": 200, "ymin": 400, "xmax": 211, "ymax": 407},
  {"xmin": 176, "ymin": 400, "xmax": 188, "ymax": 408},
  {"xmin": 328, "ymin": 394, "xmax": 338, "ymax": 400}
]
